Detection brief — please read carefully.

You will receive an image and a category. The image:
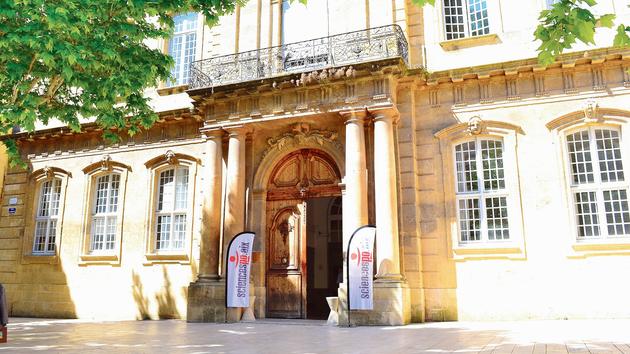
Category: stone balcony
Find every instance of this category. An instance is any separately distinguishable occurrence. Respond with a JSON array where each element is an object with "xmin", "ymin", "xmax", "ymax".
[{"xmin": 187, "ymin": 24, "xmax": 409, "ymax": 91}]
